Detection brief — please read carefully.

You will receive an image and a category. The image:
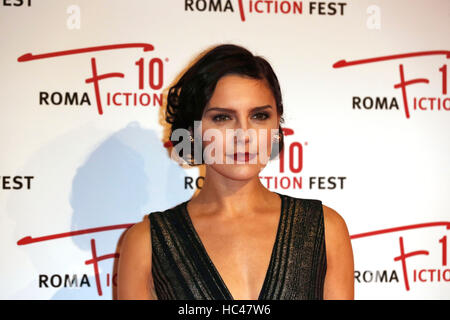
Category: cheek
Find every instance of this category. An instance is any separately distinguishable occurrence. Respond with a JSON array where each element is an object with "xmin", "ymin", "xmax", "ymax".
[
  {"xmin": 257, "ymin": 127, "xmax": 276, "ymax": 147},
  {"xmin": 200, "ymin": 127, "xmax": 229, "ymax": 158}
]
